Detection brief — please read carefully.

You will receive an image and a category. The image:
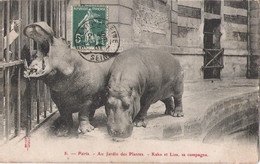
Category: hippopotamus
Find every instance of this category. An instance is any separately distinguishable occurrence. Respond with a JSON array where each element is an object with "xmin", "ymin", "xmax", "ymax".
[
  {"xmin": 105, "ymin": 48, "xmax": 184, "ymax": 138},
  {"xmin": 23, "ymin": 22, "xmax": 115, "ymax": 136}
]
